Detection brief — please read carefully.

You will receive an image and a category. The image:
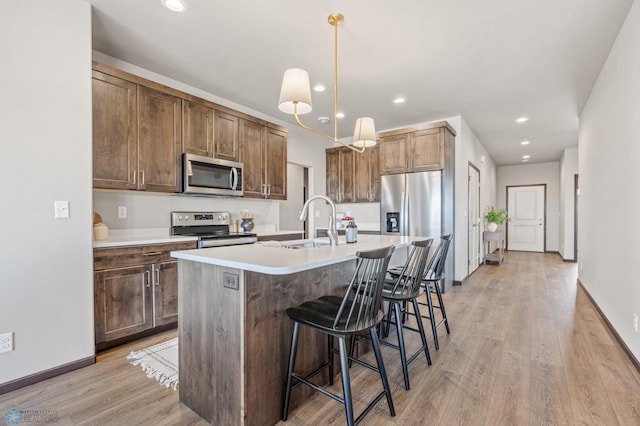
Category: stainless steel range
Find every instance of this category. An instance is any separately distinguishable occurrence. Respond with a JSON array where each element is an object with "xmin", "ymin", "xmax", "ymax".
[{"xmin": 170, "ymin": 211, "xmax": 257, "ymax": 248}]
